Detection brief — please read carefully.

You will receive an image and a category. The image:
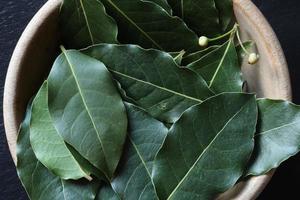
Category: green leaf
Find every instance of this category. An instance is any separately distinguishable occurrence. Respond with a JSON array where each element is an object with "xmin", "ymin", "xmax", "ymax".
[
  {"xmin": 30, "ymin": 81, "xmax": 93, "ymax": 180},
  {"xmin": 16, "ymin": 103, "xmax": 99, "ymax": 200},
  {"xmin": 96, "ymin": 184, "xmax": 120, "ymax": 200},
  {"xmin": 60, "ymin": 0, "xmax": 118, "ymax": 49},
  {"xmin": 30, "ymin": 164, "xmax": 99, "ymax": 200},
  {"xmin": 246, "ymin": 99, "xmax": 300, "ymax": 175},
  {"xmin": 169, "ymin": 50, "xmax": 186, "ymax": 65},
  {"xmin": 187, "ymin": 39, "xmax": 242, "ymax": 93},
  {"xmin": 182, "ymin": 45, "xmax": 220, "ymax": 65},
  {"xmin": 111, "ymin": 104, "xmax": 168, "ymax": 199},
  {"xmin": 145, "ymin": 0, "xmax": 172, "ymax": 14},
  {"xmin": 167, "ymin": 0, "xmax": 220, "ymax": 36},
  {"xmin": 100, "ymin": 0, "xmax": 199, "ymax": 52},
  {"xmin": 65, "ymin": 143, "xmax": 106, "ymax": 180},
  {"xmin": 167, "ymin": 0, "xmax": 234, "ymax": 37},
  {"xmin": 214, "ymin": 0, "xmax": 234, "ymax": 32},
  {"xmin": 47, "ymin": 49, "xmax": 127, "ymax": 179},
  {"xmin": 182, "ymin": 41, "xmax": 253, "ymax": 66},
  {"xmin": 152, "ymin": 93, "xmax": 257, "ymax": 200},
  {"xmin": 83, "ymin": 44, "xmax": 213, "ymax": 123},
  {"xmin": 16, "ymin": 102, "xmax": 36, "ymax": 196}
]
